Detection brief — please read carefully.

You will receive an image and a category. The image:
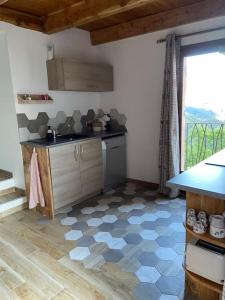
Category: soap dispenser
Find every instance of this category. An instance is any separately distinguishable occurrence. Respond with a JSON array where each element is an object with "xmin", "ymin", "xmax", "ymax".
[{"xmin": 46, "ymin": 126, "xmax": 54, "ymax": 141}]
